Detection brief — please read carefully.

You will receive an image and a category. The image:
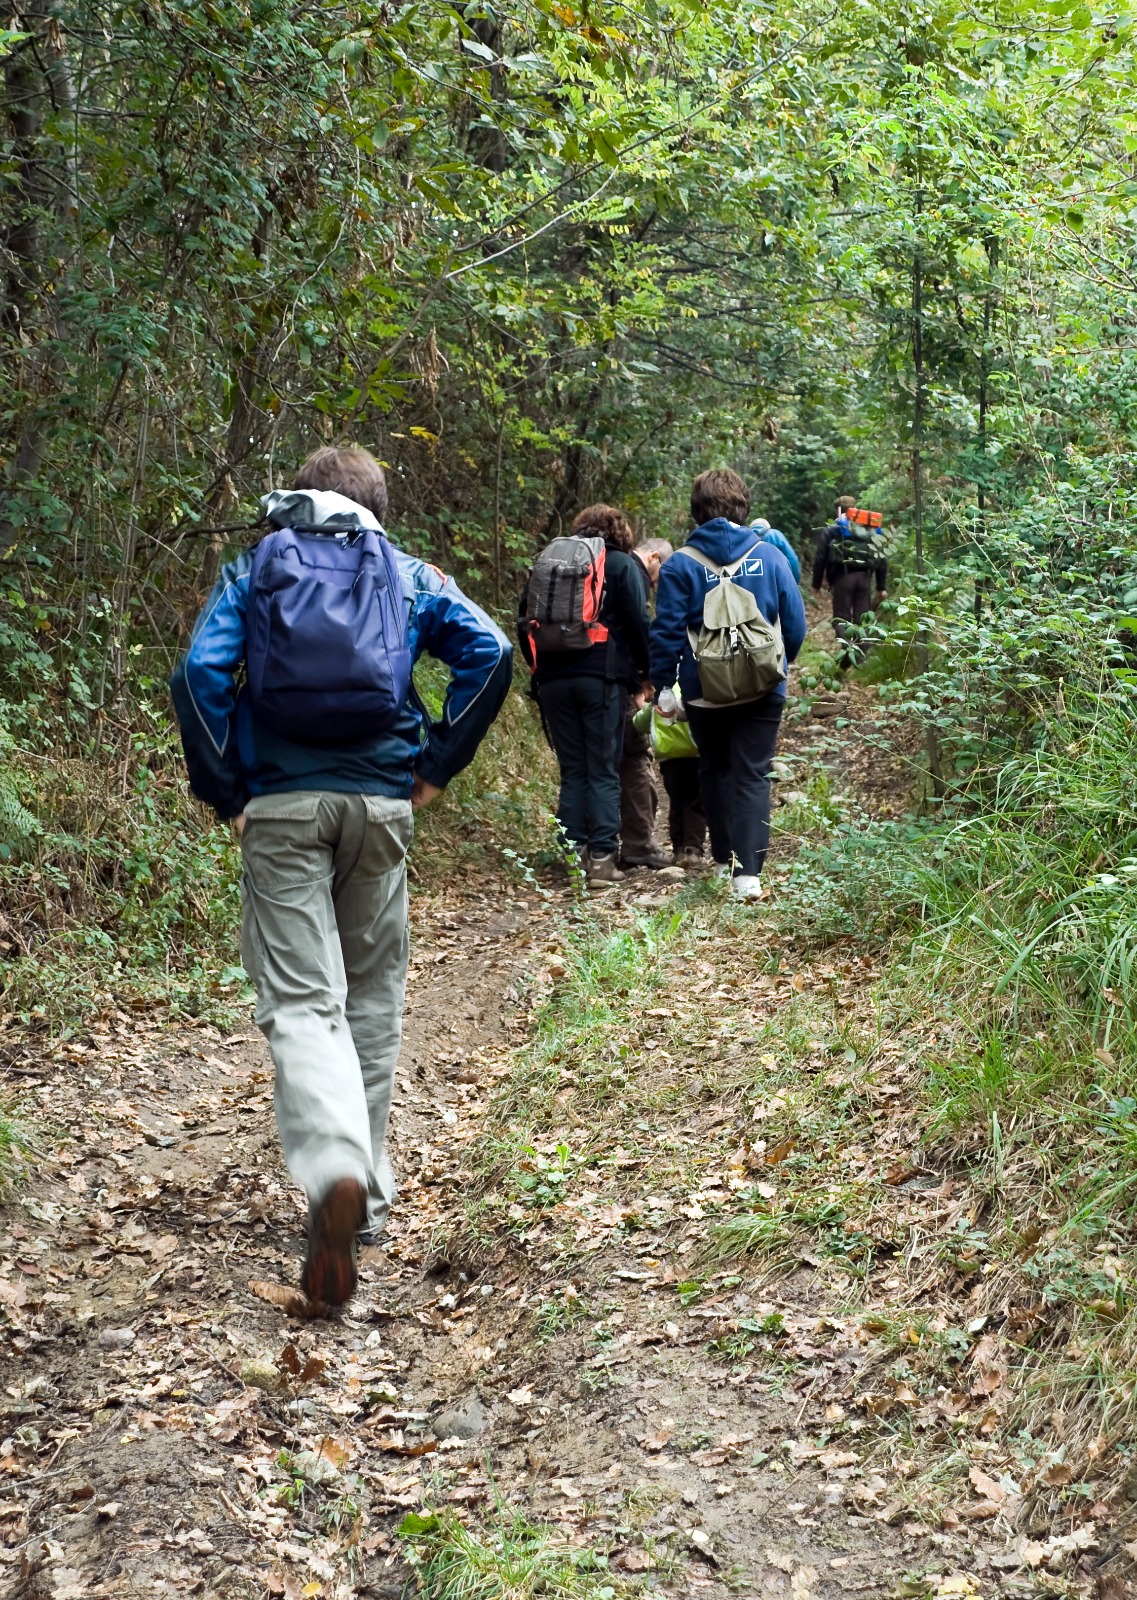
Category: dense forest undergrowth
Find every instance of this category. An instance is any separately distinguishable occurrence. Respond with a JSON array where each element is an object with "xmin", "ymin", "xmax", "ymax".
[{"xmin": 4, "ymin": 0, "xmax": 1137, "ymax": 1593}]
